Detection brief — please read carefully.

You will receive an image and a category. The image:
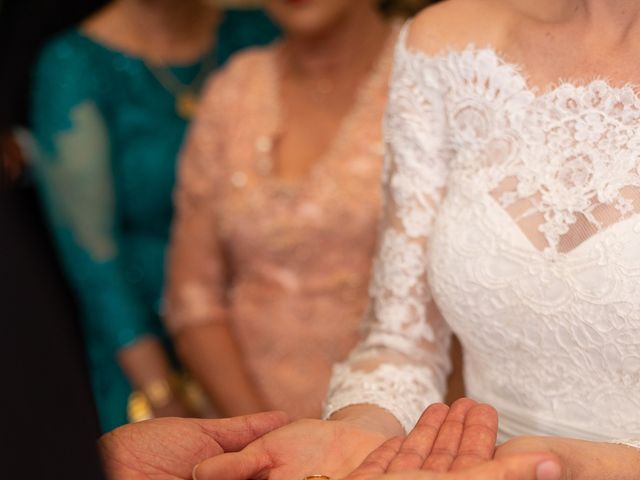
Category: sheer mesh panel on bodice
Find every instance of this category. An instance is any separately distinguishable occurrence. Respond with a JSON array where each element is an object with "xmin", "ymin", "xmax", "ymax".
[
  {"xmin": 483, "ymin": 82, "xmax": 640, "ymax": 255},
  {"xmin": 324, "ymin": 25, "xmax": 640, "ymax": 448}
]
